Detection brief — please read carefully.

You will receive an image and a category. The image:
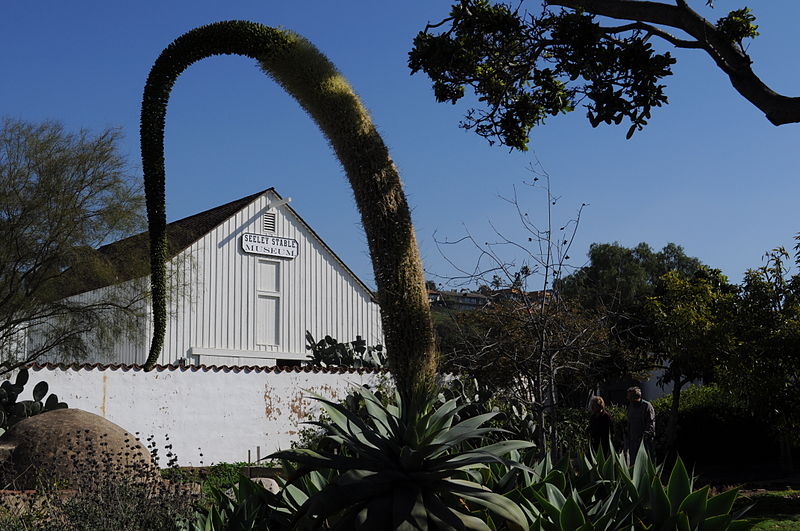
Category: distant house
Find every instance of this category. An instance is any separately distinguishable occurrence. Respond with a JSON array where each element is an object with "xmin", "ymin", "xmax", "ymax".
[
  {"xmin": 427, "ymin": 284, "xmax": 553, "ymax": 311},
  {"xmin": 35, "ymin": 188, "xmax": 383, "ymax": 367},
  {"xmin": 427, "ymin": 288, "xmax": 490, "ymax": 311}
]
